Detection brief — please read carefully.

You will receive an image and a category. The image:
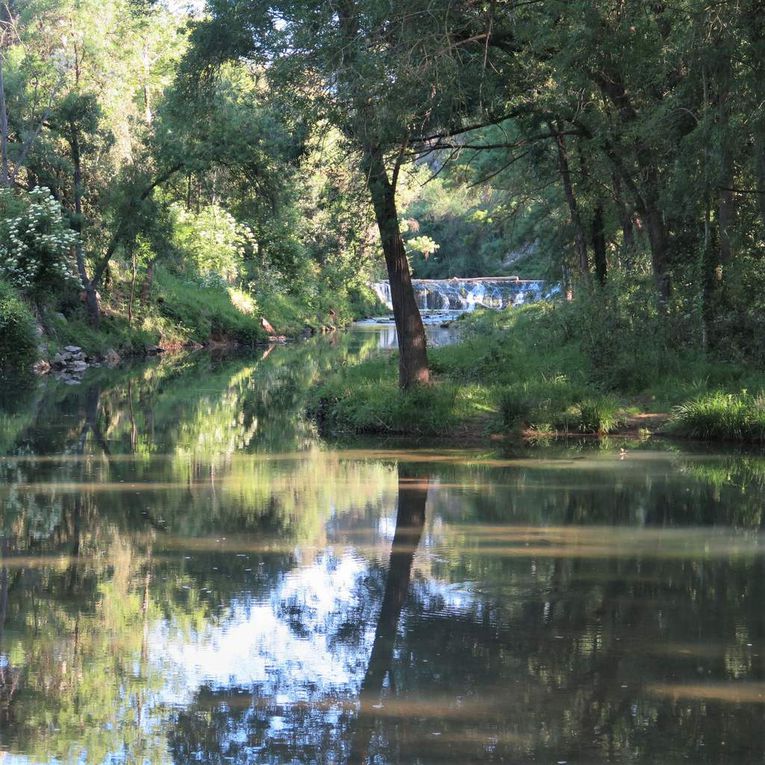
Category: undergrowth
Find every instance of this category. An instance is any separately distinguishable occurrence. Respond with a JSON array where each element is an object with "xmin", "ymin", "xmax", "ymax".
[{"xmin": 309, "ymin": 280, "xmax": 765, "ymax": 441}]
